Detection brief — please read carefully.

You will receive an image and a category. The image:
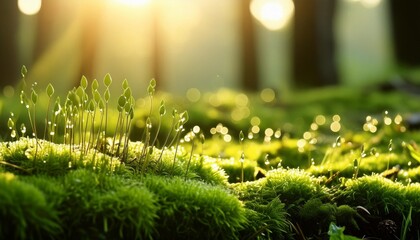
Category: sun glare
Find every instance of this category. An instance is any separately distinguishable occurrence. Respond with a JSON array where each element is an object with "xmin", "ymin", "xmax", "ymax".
[
  {"xmin": 112, "ymin": 0, "xmax": 151, "ymax": 6},
  {"xmin": 18, "ymin": 0, "xmax": 42, "ymax": 15},
  {"xmin": 250, "ymin": 0, "xmax": 294, "ymax": 31}
]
